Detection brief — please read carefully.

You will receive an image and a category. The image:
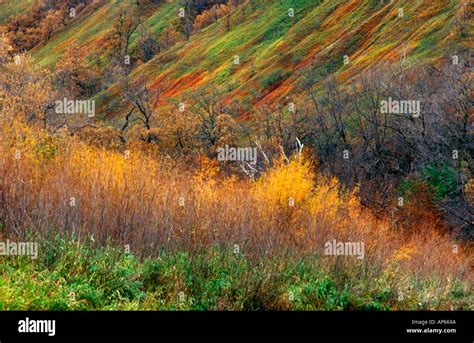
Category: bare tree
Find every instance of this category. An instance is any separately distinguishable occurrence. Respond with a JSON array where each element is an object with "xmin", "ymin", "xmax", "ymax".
[{"xmin": 120, "ymin": 75, "xmax": 167, "ymax": 144}]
